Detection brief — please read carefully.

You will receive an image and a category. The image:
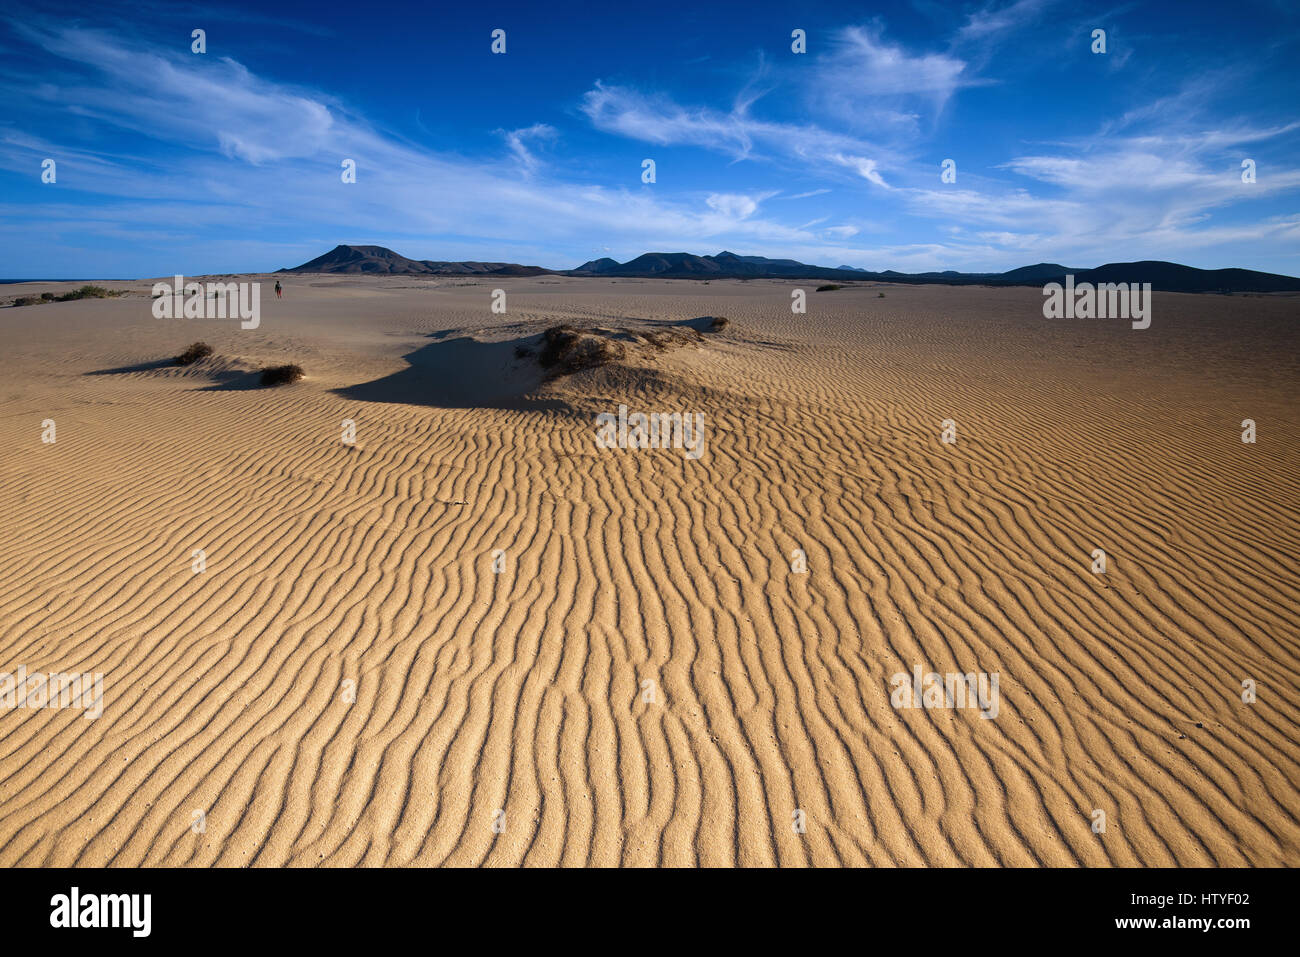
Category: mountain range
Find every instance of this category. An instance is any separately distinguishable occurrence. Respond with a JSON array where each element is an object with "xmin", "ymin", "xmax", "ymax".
[
  {"xmin": 284, "ymin": 244, "xmax": 551, "ymax": 277},
  {"xmin": 281, "ymin": 245, "xmax": 1300, "ymax": 293}
]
